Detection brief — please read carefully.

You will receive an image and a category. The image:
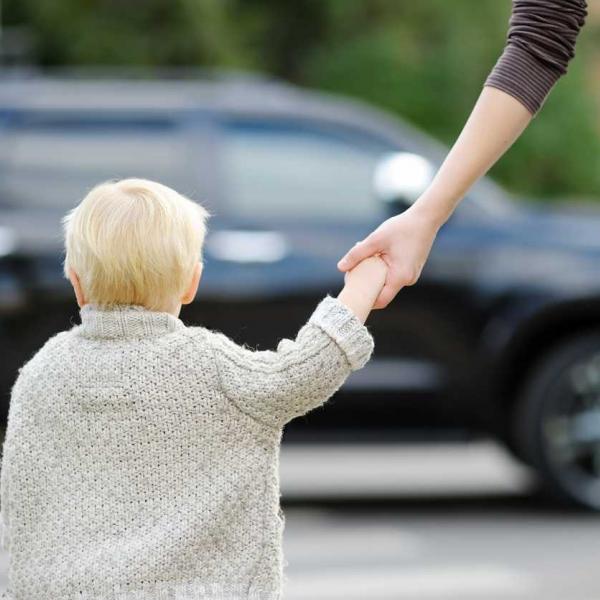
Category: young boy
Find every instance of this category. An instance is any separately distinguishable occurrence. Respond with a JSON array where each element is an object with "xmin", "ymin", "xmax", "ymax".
[{"xmin": 0, "ymin": 178, "xmax": 386, "ymax": 600}]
